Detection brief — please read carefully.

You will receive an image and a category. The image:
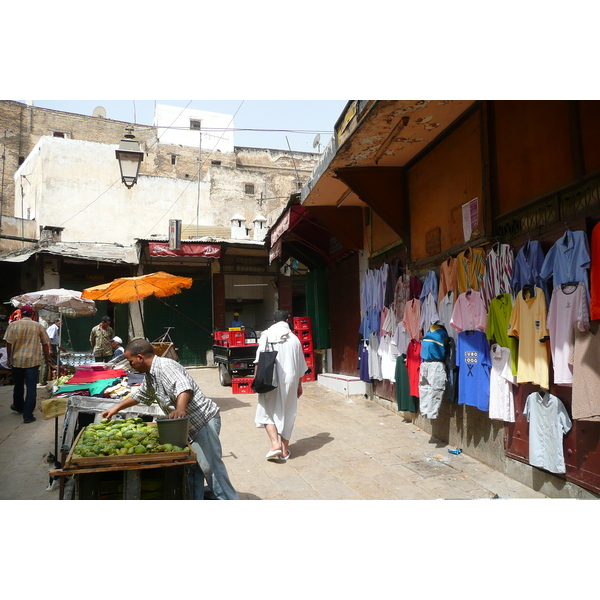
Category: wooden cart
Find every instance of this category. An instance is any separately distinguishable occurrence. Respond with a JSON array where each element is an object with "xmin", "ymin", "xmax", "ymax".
[{"xmin": 50, "ymin": 429, "xmax": 196, "ymax": 500}]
